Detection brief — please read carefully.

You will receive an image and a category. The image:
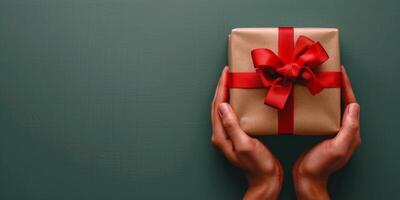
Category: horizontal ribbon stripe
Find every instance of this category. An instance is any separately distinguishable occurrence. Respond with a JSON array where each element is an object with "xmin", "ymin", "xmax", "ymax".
[
  {"xmin": 228, "ymin": 72, "xmax": 263, "ymax": 88},
  {"xmin": 229, "ymin": 71, "xmax": 341, "ymax": 89}
]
